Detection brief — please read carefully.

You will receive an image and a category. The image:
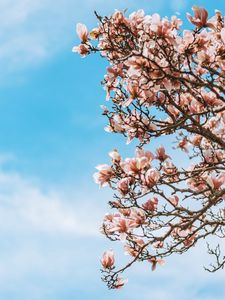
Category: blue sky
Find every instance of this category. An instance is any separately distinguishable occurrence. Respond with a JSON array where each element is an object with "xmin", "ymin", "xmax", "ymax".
[{"xmin": 0, "ymin": 0, "xmax": 225, "ymax": 299}]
